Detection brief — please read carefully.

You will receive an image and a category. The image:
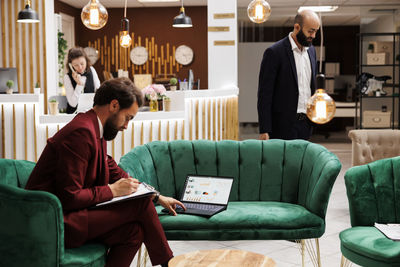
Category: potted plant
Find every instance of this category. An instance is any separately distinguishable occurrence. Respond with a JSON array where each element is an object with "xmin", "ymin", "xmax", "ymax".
[
  {"xmin": 163, "ymin": 96, "xmax": 171, "ymax": 111},
  {"xmin": 34, "ymin": 82, "xmax": 40, "ymax": 94},
  {"xmin": 367, "ymin": 43, "xmax": 374, "ymax": 53},
  {"xmin": 6, "ymin": 80, "xmax": 14, "ymax": 94},
  {"xmin": 48, "ymin": 98, "xmax": 59, "ymax": 115},
  {"xmin": 169, "ymin": 77, "xmax": 178, "ymax": 91}
]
